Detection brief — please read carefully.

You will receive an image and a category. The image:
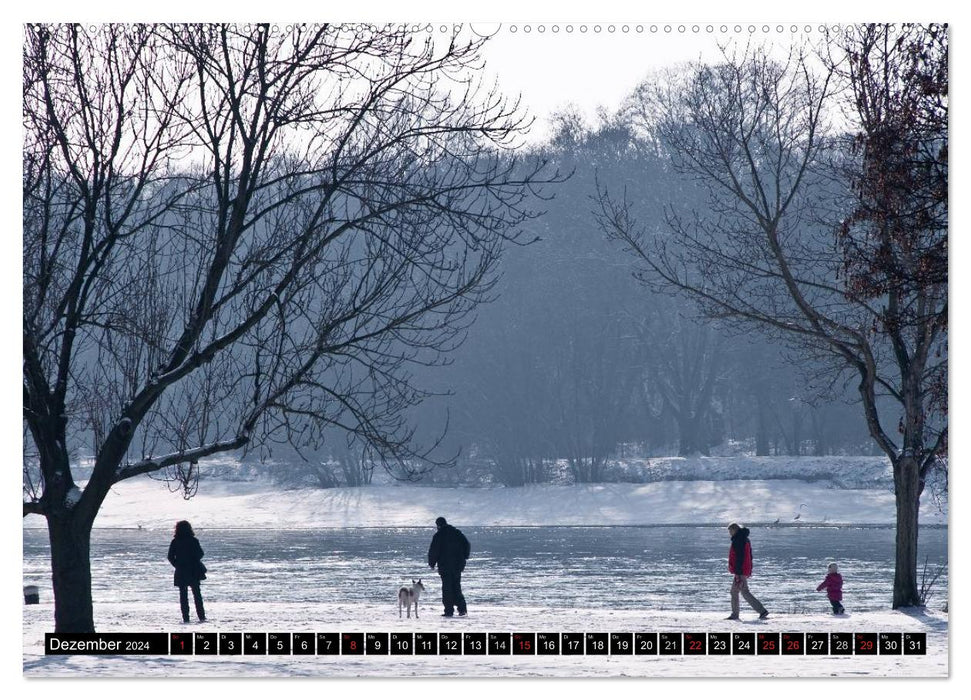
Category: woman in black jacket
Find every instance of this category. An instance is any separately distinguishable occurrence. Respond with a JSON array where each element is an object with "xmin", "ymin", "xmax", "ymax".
[{"xmin": 167, "ymin": 520, "xmax": 207, "ymax": 622}]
